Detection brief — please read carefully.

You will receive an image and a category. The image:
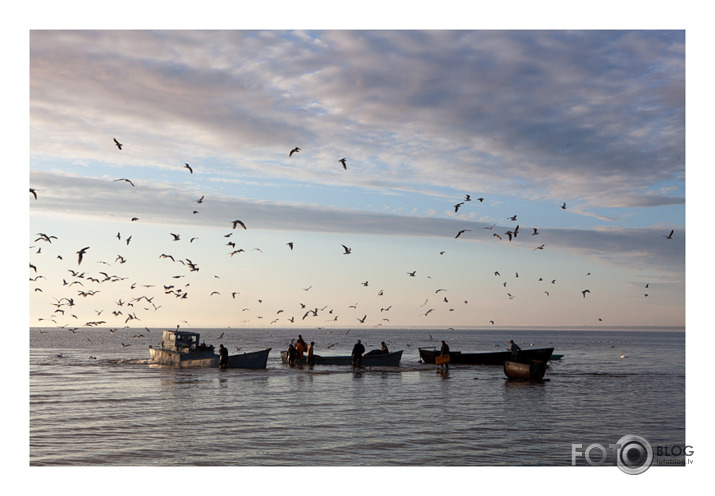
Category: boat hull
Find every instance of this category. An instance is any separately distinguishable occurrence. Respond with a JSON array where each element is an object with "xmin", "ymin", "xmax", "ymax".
[
  {"xmin": 419, "ymin": 347, "xmax": 554, "ymax": 365},
  {"xmin": 503, "ymin": 360, "xmax": 547, "ymax": 380},
  {"xmin": 280, "ymin": 350, "xmax": 403, "ymax": 367},
  {"xmin": 149, "ymin": 347, "xmax": 271, "ymax": 369}
]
